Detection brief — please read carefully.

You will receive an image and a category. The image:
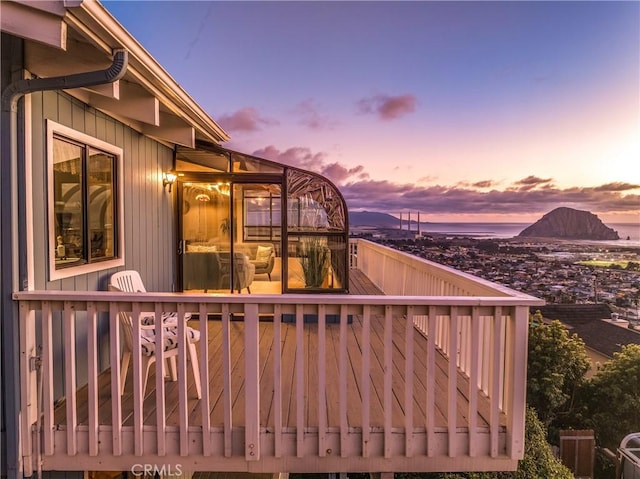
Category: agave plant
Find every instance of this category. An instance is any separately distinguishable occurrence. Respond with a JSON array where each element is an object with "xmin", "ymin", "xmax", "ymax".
[{"xmin": 300, "ymin": 237, "xmax": 330, "ymax": 288}]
